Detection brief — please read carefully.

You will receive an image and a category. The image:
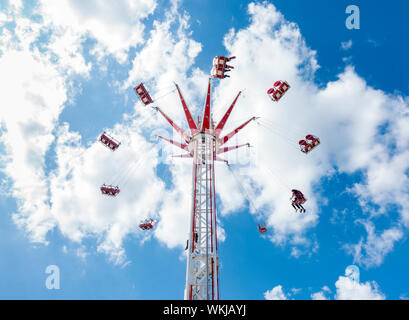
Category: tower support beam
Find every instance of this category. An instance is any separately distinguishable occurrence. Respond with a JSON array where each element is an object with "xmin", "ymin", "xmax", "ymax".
[{"xmin": 184, "ymin": 133, "xmax": 219, "ymax": 300}]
